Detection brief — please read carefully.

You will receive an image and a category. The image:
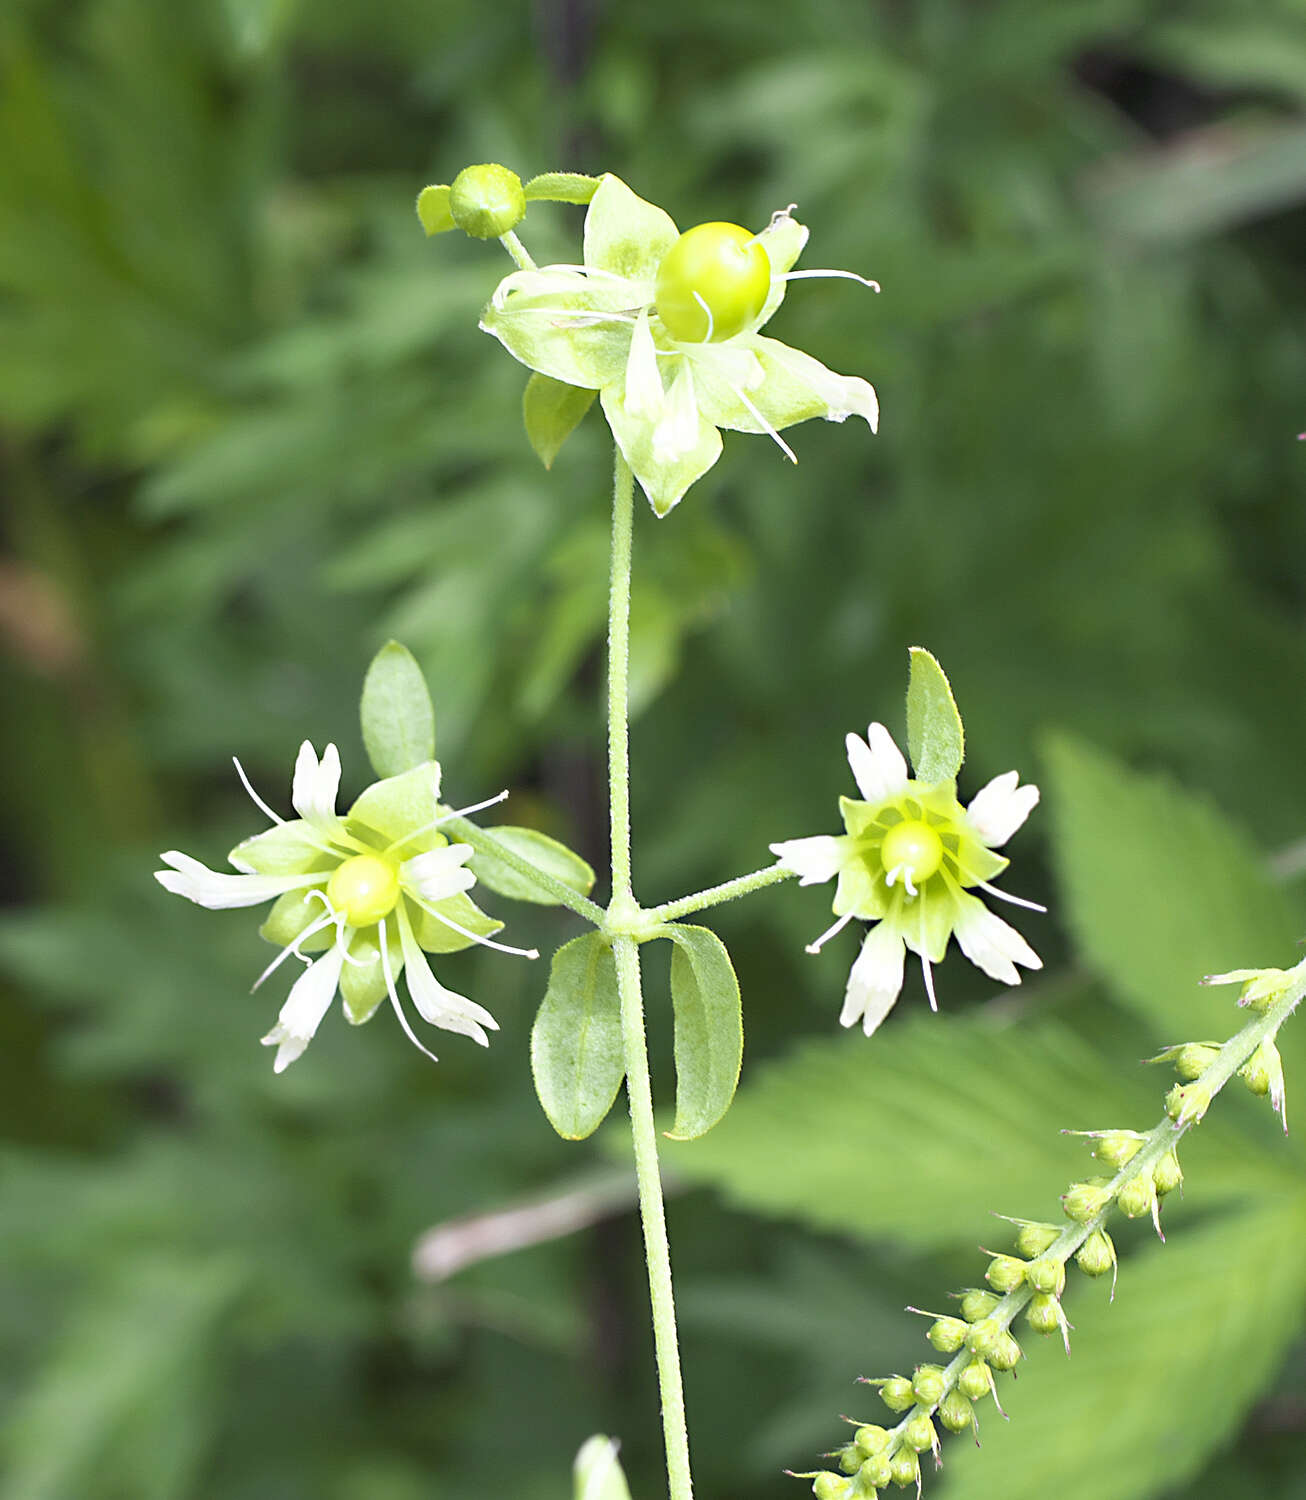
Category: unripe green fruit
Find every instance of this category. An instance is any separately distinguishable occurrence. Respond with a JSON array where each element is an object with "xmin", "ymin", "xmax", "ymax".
[
  {"xmin": 904, "ymin": 1415, "xmax": 936, "ymax": 1453},
  {"xmin": 938, "ymin": 1390, "xmax": 974, "ymax": 1434},
  {"xmin": 985, "ymin": 1254, "xmax": 1026, "ymax": 1293},
  {"xmin": 1174, "ymin": 1043, "xmax": 1220, "ymax": 1081},
  {"xmin": 654, "ymin": 222, "xmax": 771, "ymax": 342},
  {"xmin": 860, "ymin": 1455, "xmax": 893, "ymax": 1490},
  {"xmin": 878, "ymin": 1376, "xmax": 915, "ymax": 1413},
  {"xmin": 1153, "ymin": 1149, "xmax": 1183, "ymax": 1196},
  {"xmin": 1025, "ymin": 1293, "xmax": 1063, "ymax": 1335},
  {"xmin": 1062, "ymin": 1180, "xmax": 1112, "ymax": 1222},
  {"xmin": 1014, "ymin": 1222, "xmax": 1061, "ymax": 1258},
  {"xmin": 1092, "ymin": 1131, "xmax": 1142, "ymax": 1168},
  {"xmin": 988, "ymin": 1331, "xmax": 1022, "ymax": 1371},
  {"xmin": 813, "ymin": 1473, "xmax": 848, "ymax": 1500},
  {"xmin": 1117, "ymin": 1172, "xmax": 1156, "ymax": 1220},
  {"xmin": 912, "ymin": 1365, "xmax": 946, "ymax": 1406},
  {"xmin": 449, "ymin": 163, "xmax": 526, "ymax": 238},
  {"xmin": 839, "ymin": 1444, "xmax": 861, "ymax": 1475},
  {"xmin": 880, "ymin": 819, "xmax": 944, "ymax": 885},
  {"xmin": 927, "ymin": 1316, "xmax": 969, "ymax": 1354},
  {"xmin": 889, "ymin": 1449, "xmax": 920, "ymax": 1489},
  {"xmin": 1028, "ymin": 1256, "xmax": 1066, "ymax": 1296},
  {"xmin": 855, "ymin": 1426, "xmax": 891, "ymax": 1457},
  {"xmin": 1076, "ymin": 1229, "xmax": 1116, "ymax": 1278},
  {"xmin": 959, "ymin": 1288, "xmax": 999, "ymax": 1322},
  {"xmin": 958, "ymin": 1360, "xmax": 991, "ymax": 1401},
  {"xmin": 326, "ymin": 853, "xmax": 400, "ymax": 927}
]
